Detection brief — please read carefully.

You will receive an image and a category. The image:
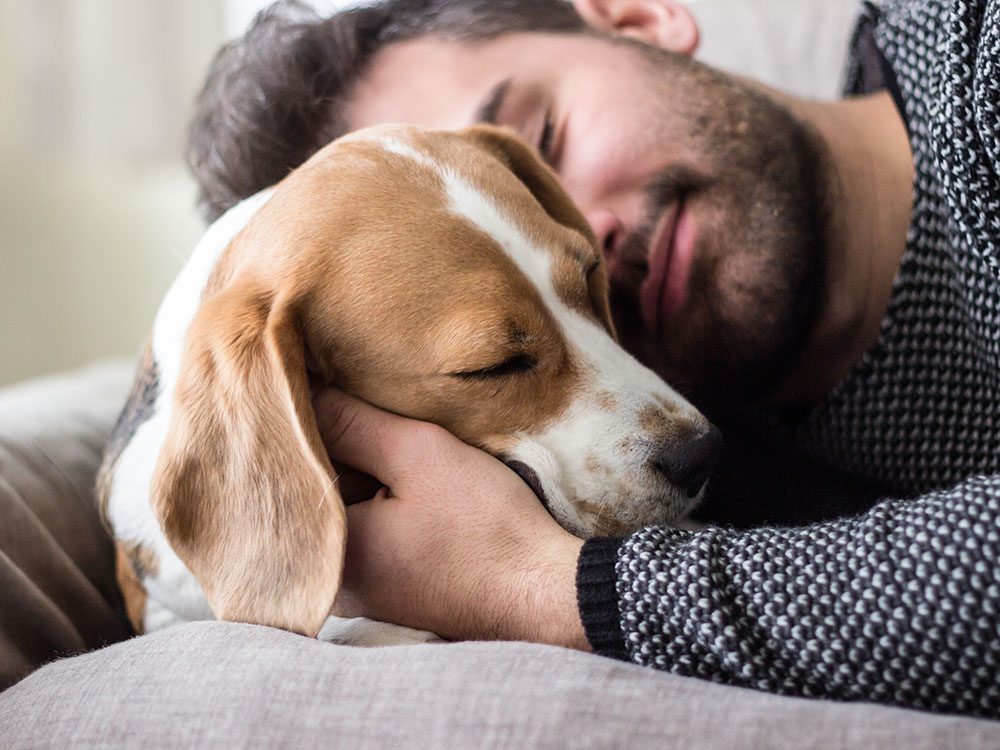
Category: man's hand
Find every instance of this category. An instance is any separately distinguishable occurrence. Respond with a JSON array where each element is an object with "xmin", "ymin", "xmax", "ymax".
[{"xmin": 313, "ymin": 388, "xmax": 589, "ymax": 650}]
